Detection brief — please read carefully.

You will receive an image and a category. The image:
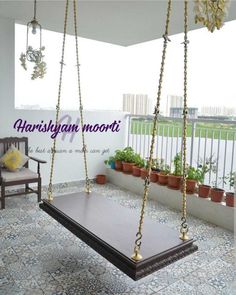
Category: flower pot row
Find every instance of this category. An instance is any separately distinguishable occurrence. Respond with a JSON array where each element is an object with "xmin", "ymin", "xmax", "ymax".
[{"xmin": 114, "ymin": 160, "xmax": 235, "ymax": 207}]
